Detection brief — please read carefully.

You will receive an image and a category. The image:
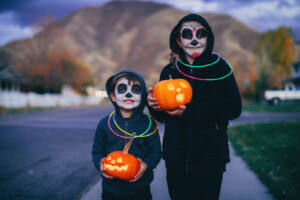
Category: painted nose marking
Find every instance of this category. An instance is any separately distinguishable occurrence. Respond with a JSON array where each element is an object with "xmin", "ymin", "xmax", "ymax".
[{"xmin": 125, "ymin": 92, "xmax": 133, "ymax": 98}]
